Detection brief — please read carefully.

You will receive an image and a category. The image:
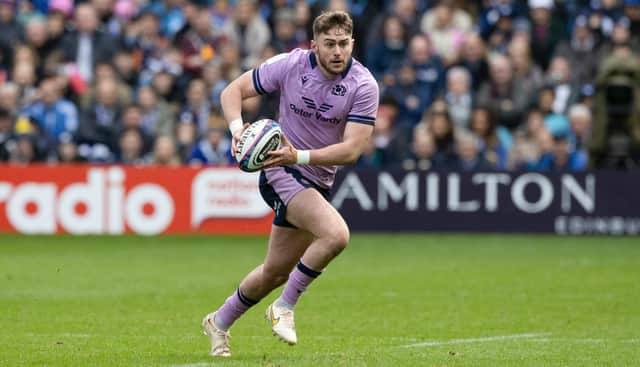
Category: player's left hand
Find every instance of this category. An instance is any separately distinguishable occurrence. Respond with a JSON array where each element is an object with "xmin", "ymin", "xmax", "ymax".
[{"xmin": 262, "ymin": 134, "xmax": 297, "ymax": 169}]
